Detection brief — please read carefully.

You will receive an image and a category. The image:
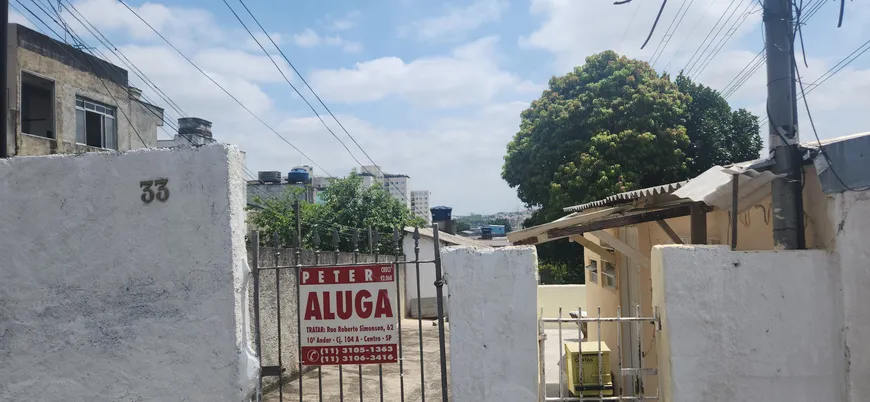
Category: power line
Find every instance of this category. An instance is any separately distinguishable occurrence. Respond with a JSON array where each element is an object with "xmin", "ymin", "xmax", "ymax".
[
  {"xmin": 229, "ymin": 0, "xmax": 415, "ymax": 206},
  {"xmin": 682, "ymin": 0, "xmax": 740, "ymax": 74},
  {"xmin": 686, "ymin": 0, "xmax": 747, "ymax": 78},
  {"xmin": 692, "ymin": 0, "xmax": 759, "ymax": 79},
  {"xmin": 649, "ymin": 0, "xmax": 694, "ymax": 67},
  {"xmin": 16, "ymin": 0, "xmax": 149, "ymax": 148},
  {"xmin": 115, "ymin": 0, "xmax": 334, "ymax": 178},
  {"xmin": 220, "ymin": 0, "xmax": 365, "ymax": 171},
  {"xmin": 640, "ymin": 0, "xmax": 669, "ymax": 49},
  {"xmin": 13, "ymin": 1, "xmax": 277, "ymax": 200},
  {"xmin": 721, "ymin": 47, "xmax": 764, "ymax": 96}
]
